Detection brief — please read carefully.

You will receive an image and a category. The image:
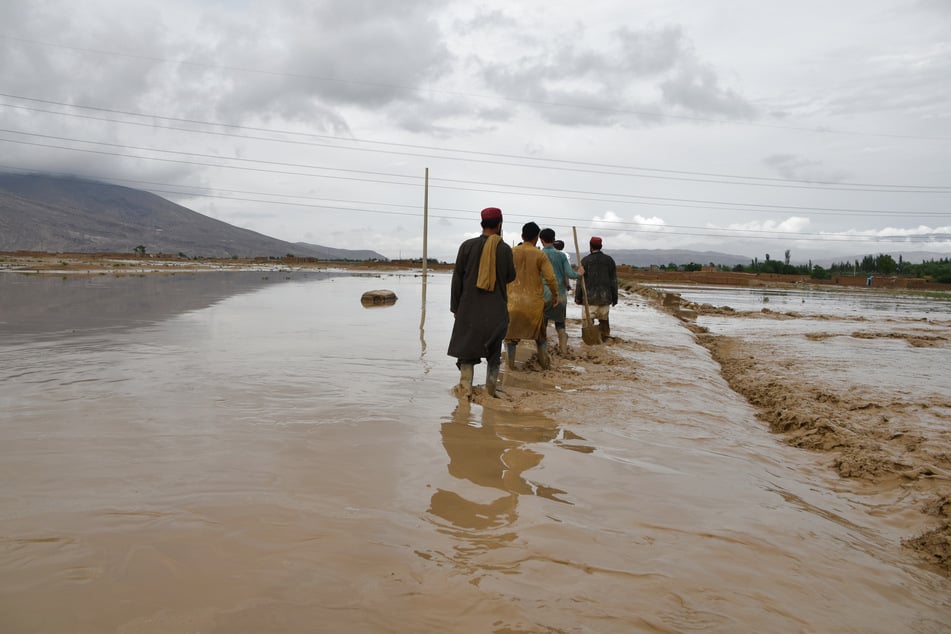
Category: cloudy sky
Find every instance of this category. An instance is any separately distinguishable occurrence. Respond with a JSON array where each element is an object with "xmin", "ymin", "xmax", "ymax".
[{"xmin": 2, "ymin": 0, "xmax": 950, "ymax": 262}]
